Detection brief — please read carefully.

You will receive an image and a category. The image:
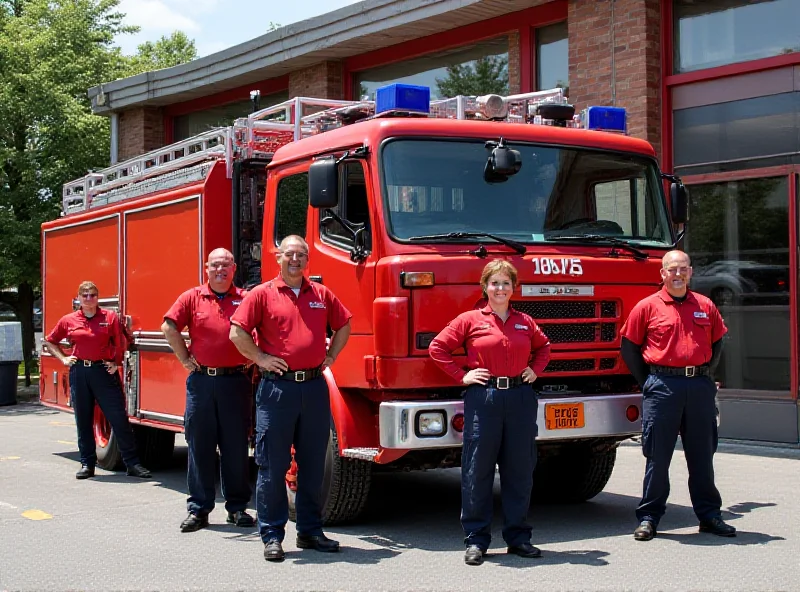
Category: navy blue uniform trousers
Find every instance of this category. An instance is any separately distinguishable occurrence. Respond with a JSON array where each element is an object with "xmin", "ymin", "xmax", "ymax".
[
  {"xmin": 461, "ymin": 383, "xmax": 538, "ymax": 550},
  {"xmin": 69, "ymin": 363, "xmax": 140, "ymax": 468},
  {"xmin": 254, "ymin": 375, "xmax": 330, "ymax": 543},
  {"xmin": 637, "ymin": 373, "xmax": 722, "ymax": 525},
  {"xmin": 184, "ymin": 372, "xmax": 252, "ymax": 515}
]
